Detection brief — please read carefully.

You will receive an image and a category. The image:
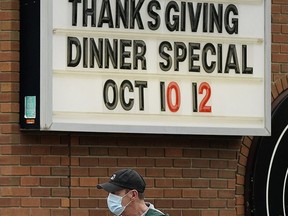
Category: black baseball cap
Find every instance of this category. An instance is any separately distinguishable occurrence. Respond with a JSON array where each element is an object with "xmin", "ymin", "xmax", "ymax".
[{"xmin": 97, "ymin": 169, "xmax": 146, "ymax": 193}]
